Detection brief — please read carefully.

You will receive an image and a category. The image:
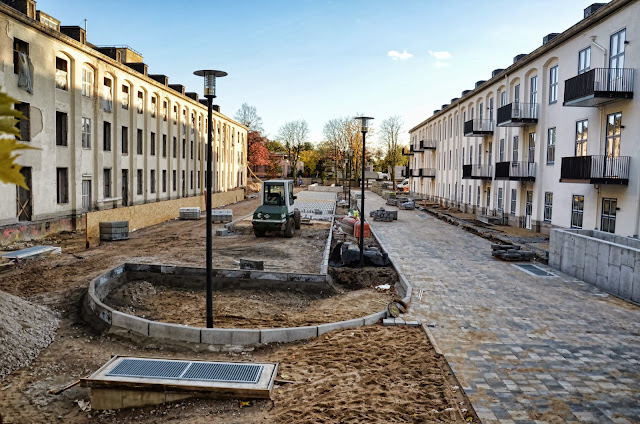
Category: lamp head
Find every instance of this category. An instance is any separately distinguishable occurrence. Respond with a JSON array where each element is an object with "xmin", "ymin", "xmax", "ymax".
[
  {"xmin": 194, "ymin": 70, "xmax": 228, "ymax": 98},
  {"xmin": 354, "ymin": 116, "xmax": 374, "ymax": 133}
]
